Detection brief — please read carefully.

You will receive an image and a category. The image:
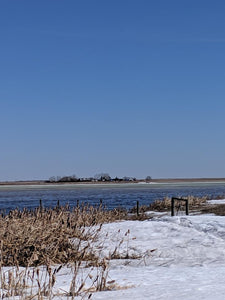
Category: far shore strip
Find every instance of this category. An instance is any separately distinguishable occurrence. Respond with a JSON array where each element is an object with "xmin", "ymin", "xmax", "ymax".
[{"xmin": 1, "ymin": 178, "xmax": 225, "ymax": 186}]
